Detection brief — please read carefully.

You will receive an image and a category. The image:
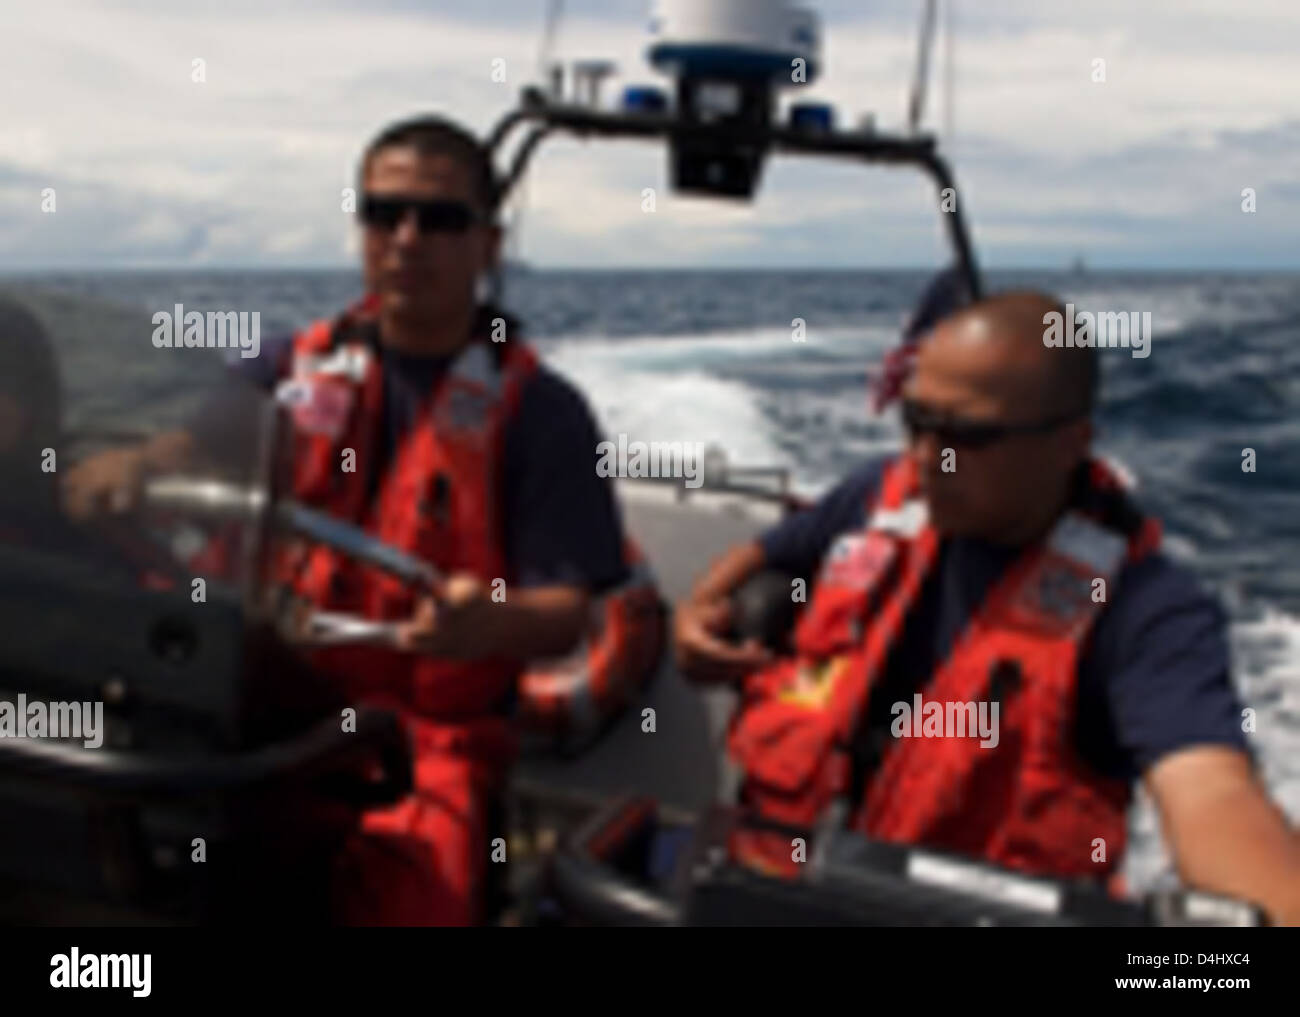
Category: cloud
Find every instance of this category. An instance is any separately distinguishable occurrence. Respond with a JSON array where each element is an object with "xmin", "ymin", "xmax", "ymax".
[{"xmin": 0, "ymin": 0, "xmax": 1296, "ymax": 269}]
